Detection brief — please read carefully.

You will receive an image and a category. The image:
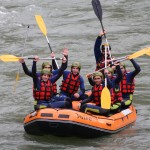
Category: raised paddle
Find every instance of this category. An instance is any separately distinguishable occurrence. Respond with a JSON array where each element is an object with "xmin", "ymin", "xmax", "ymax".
[
  {"xmin": 15, "ymin": 25, "xmax": 30, "ymax": 82},
  {"xmin": 128, "ymin": 47, "xmax": 150, "ymax": 59},
  {"xmin": 86, "ymin": 47, "xmax": 150, "ymax": 76},
  {"xmin": 0, "ymin": 55, "xmax": 62, "ymax": 62},
  {"xmin": 13, "ymin": 26, "xmax": 30, "ymax": 91},
  {"xmin": 91, "ymin": 0, "xmax": 111, "ymax": 109},
  {"xmin": 91, "ymin": 0, "xmax": 113, "ymax": 62},
  {"xmin": 100, "ymin": 36, "xmax": 111, "ymax": 109},
  {"xmin": 146, "ymin": 49, "xmax": 150, "ymax": 56},
  {"xmin": 35, "ymin": 15, "xmax": 59, "ymax": 69}
]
